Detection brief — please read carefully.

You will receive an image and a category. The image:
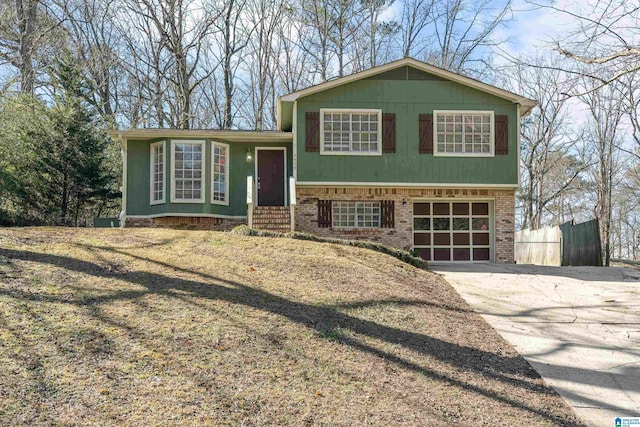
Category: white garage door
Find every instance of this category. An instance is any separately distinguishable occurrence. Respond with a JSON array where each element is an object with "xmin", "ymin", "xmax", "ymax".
[{"xmin": 412, "ymin": 201, "xmax": 492, "ymax": 262}]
